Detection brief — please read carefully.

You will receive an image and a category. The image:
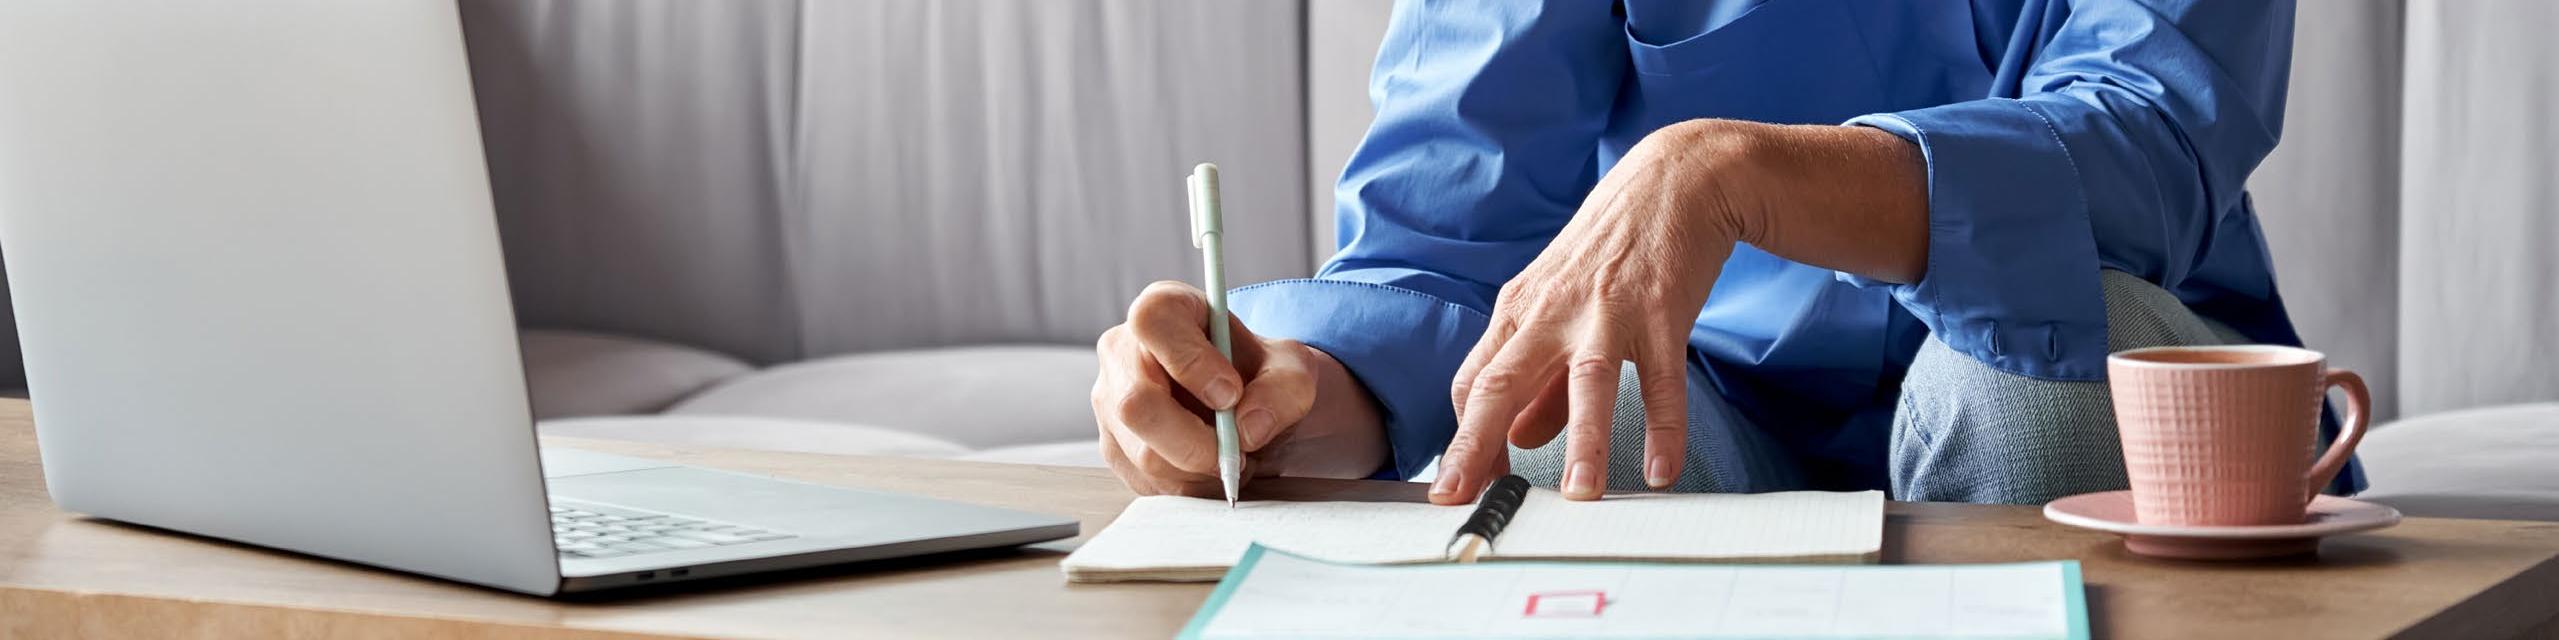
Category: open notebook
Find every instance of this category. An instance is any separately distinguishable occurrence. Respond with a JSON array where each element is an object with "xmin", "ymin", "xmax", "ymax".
[{"xmin": 1063, "ymin": 488, "xmax": 1885, "ymax": 583}]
